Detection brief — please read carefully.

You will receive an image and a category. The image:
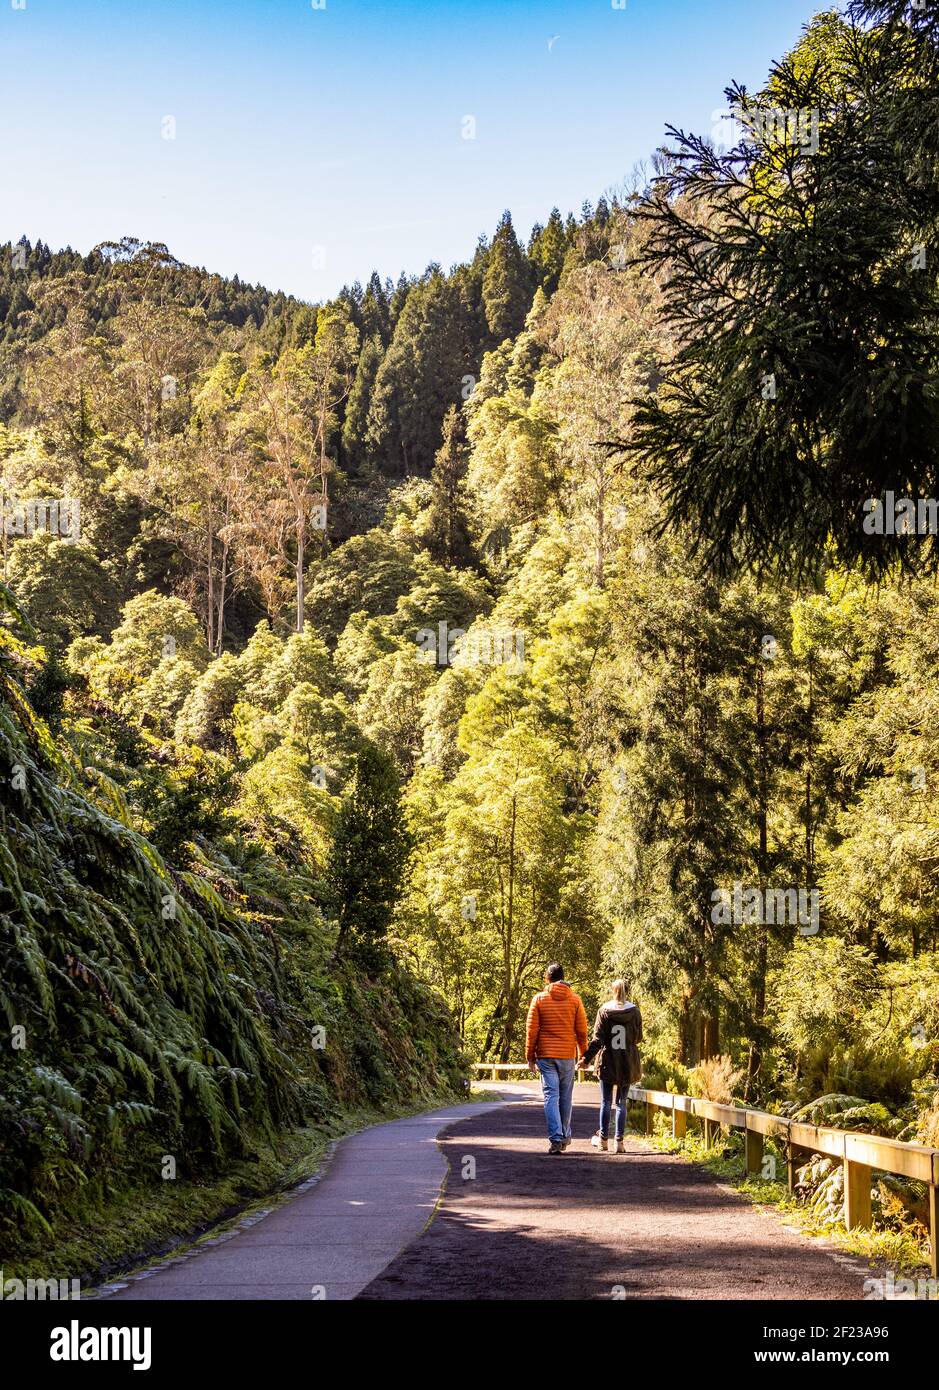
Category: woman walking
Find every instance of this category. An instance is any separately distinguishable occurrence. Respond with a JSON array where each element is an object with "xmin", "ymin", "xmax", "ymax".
[{"xmin": 581, "ymin": 980, "xmax": 642, "ymax": 1153}]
